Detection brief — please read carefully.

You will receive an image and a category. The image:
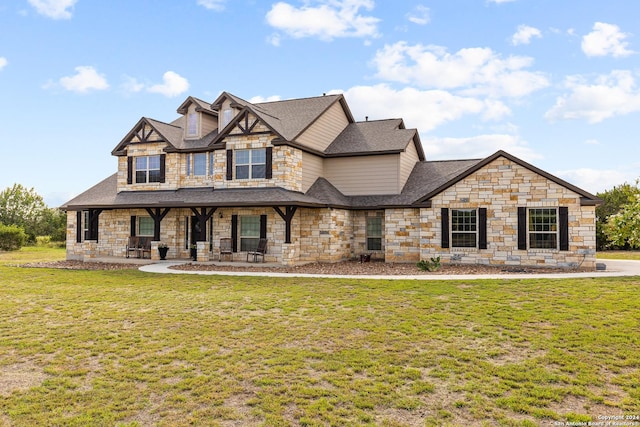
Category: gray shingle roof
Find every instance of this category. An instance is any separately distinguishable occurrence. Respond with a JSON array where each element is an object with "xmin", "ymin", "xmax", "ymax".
[
  {"xmin": 251, "ymin": 94, "xmax": 346, "ymax": 142},
  {"xmin": 324, "ymin": 119, "xmax": 417, "ymax": 156},
  {"xmin": 62, "ymin": 174, "xmax": 330, "ymax": 210}
]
